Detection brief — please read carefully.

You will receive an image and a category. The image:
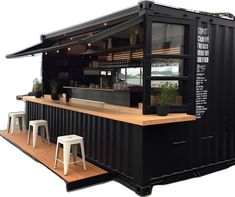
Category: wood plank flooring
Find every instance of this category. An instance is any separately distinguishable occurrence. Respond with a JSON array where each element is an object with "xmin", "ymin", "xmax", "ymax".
[{"xmin": 0, "ymin": 130, "xmax": 109, "ymax": 184}]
